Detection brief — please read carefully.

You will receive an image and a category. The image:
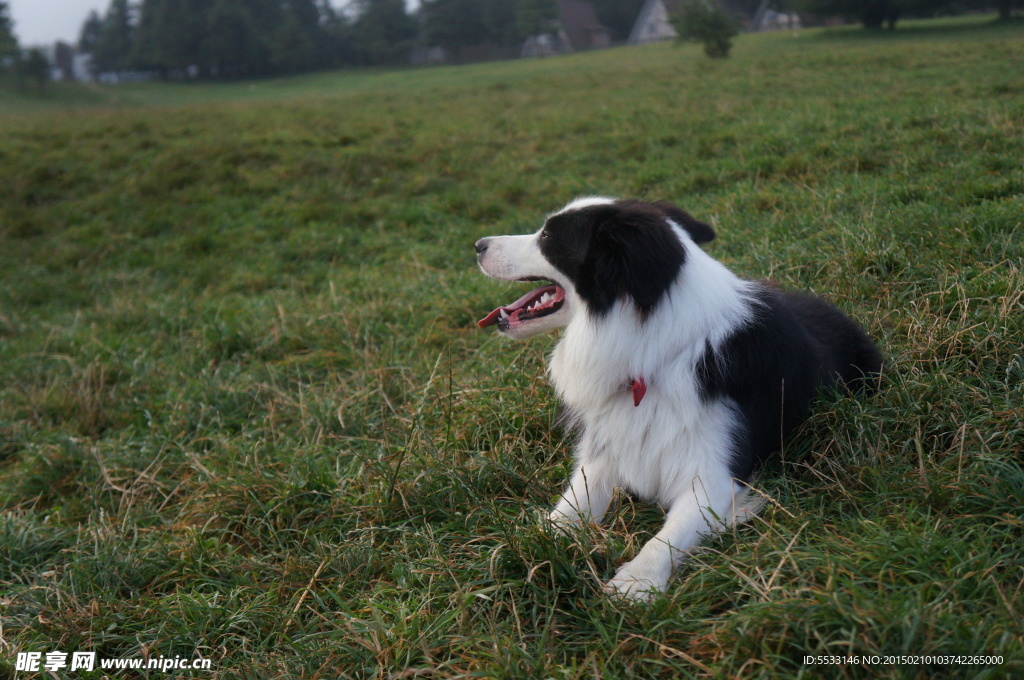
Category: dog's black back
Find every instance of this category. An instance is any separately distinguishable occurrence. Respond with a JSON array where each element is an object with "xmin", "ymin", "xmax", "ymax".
[{"xmin": 698, "ymin": 287, "xmax": 882, "ymax": 481}]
